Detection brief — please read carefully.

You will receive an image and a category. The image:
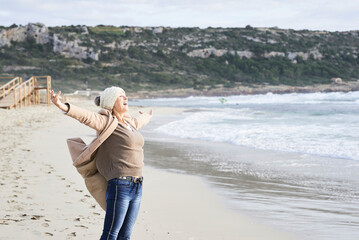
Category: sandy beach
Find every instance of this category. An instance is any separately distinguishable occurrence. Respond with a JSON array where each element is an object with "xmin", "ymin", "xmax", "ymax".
[{"xmin": 0, "ymin": 100, "xmax": 298, "ymax": 240}]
